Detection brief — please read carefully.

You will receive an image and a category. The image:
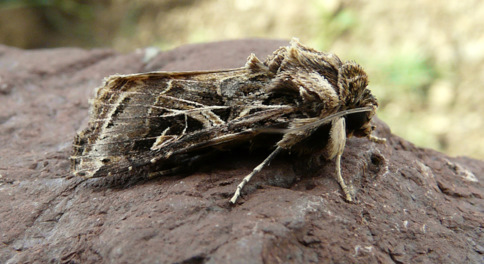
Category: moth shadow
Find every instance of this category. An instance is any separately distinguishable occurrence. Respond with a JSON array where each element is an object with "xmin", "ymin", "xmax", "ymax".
[
  {"xmin": 83, "ymin": 172, "xmax": 156, "ymax": 191},
  {"xmin": 81, "ymin": 144, "xmax": 369, "ymax": 202},
  {"xmin": 82, "ymin": 146, "xmax": 304, "ymax": 195}
]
